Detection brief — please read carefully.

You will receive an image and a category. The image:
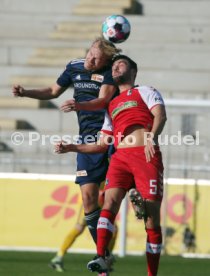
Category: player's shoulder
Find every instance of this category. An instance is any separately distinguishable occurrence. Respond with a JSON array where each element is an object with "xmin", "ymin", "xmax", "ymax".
[
  {"xmin": 70, "ymin": 58, "xmax": 85, "ymax": 65},
  {"xmin": 136, "ymin": 85, "xmax": 162, "ymax": 96},
  {"xmin": 68, "ymin": 58, "xmax": 85, "ymax": 69},
  {"xmin": 136, "ymin": 85, "xmax": 164, "ymax": 107},
  {"xmin": 136, "ymin": 85, "xmax": 155, "ymax": 93}
]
